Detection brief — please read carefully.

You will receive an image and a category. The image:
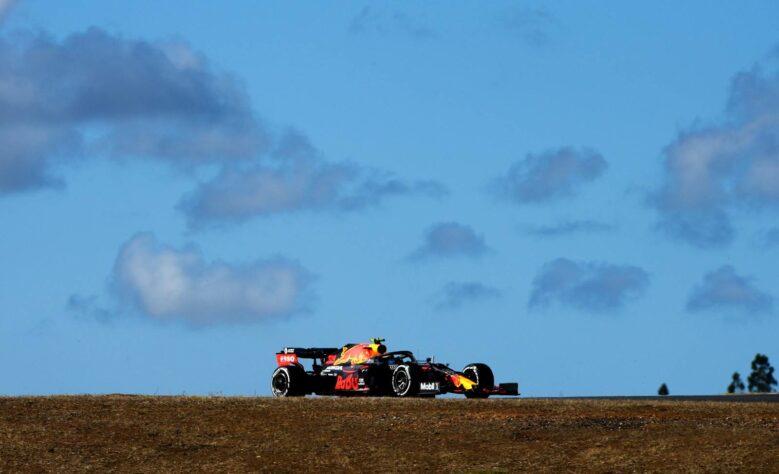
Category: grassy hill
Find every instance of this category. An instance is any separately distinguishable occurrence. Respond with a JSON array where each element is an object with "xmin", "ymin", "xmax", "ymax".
[{"xmin": 1, "ymin": 396, "xmax": 777, "ymax": 472}]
